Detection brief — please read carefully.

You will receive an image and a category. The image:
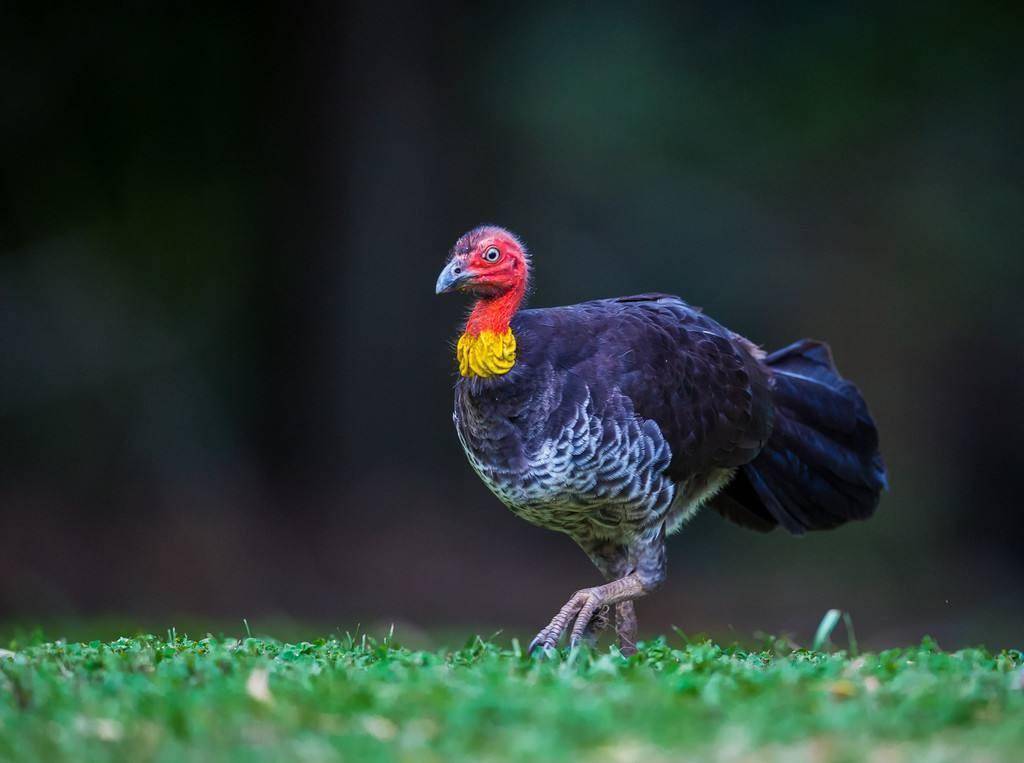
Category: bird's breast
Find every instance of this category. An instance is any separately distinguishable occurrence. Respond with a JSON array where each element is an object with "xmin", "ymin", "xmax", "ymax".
[{"xmin": 453, "ymin": 378, "xmax": 677, "ymax": 539}]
